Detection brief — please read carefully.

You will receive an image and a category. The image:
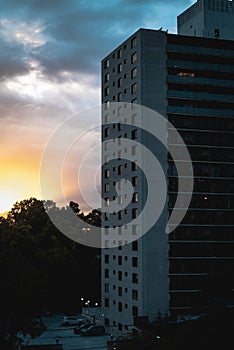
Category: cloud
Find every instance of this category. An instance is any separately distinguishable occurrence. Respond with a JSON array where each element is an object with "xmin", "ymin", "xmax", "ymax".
[{"xmin": 0, "ymin": 0, "xmax": 192, "ymax": 210}]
